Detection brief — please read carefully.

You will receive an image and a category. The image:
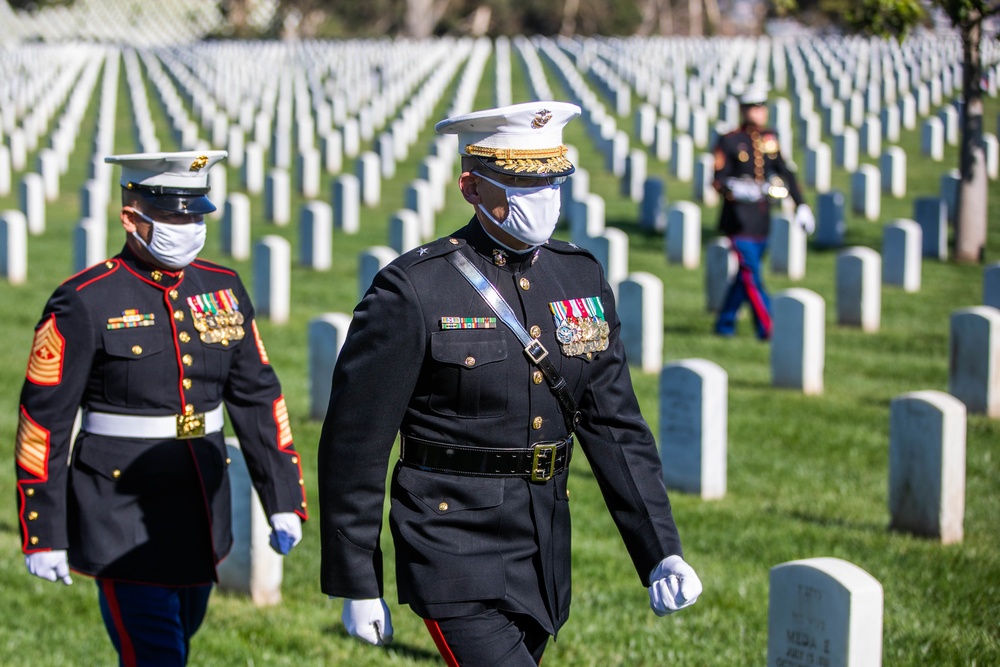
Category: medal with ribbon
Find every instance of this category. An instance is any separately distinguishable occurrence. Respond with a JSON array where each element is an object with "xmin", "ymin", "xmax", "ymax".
[
  {"xmin": 187, "ymin": 289, "xmax": 246, "ymax": 345},
  {"xmin": 549, "ymin": 296, "xmax": 610, "ymax": 357}
]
